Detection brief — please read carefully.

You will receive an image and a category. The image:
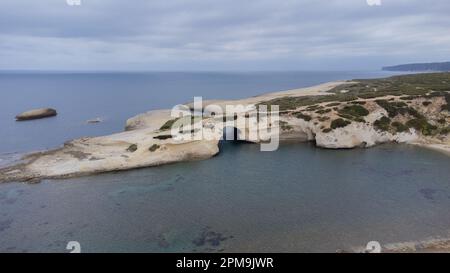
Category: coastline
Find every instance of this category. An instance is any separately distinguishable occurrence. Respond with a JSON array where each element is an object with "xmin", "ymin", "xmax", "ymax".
[
  {"xmin": 411, "ymin": 142, "xmax": 450, "ymax": 157},
  {"xmin": 0, "ymin": 73, "xmax": 449, "ymax": 183}
]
